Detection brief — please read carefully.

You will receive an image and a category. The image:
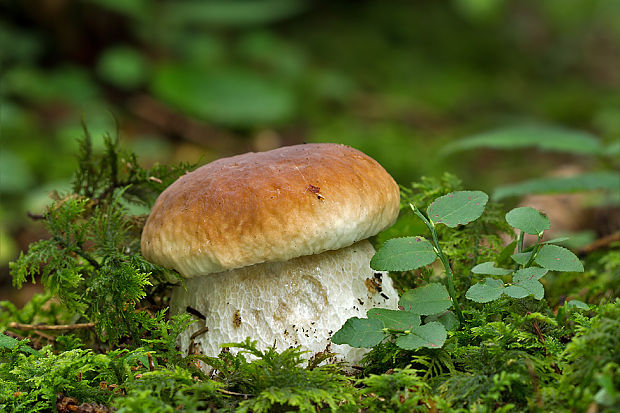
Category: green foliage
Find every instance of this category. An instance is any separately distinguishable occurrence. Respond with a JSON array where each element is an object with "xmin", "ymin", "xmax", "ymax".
[
  {"xmin": 371, "ymin": 236, "xmax": 437, "ymax": 271},
  {"xmin": 367, "ymin": 308, "xmax": 421, "ymax": 331},
  {"xmin": 334, "ymin": 189, "xmax": 491, "ymax": 351},
  {"xmin": 535, "ymin": 245, "xmax": 585, "ymax": 272},
  {"xmin": 0, "ymin": 314, "xmax": 222, "ymax": 412},
  {"xmin": 426, "ymin": 190, "xmax": 488, "ymax": 228},
  {"xmin": 441, "ymin": 125, "xmax": 605, "ymax": 156},
  {"xmin": 72, "ymin": 127, "xmax": 196, "ymax": 208},
  {"xmin": 465, "ymin": 277, "xmax": 505, "ymax": 303},
  {"xmin": 551, "ymin": 300, "xmax": 620, "ymax": 411},
  {"xmin": 2, "ymin": 138, "xmax": 616, "ymax": 412},
  {"xmin": 331, "ymin": 317, "xmax": 386, "ymax": 348},
  {"xmin": 7, "ymin": 130, "xmax": 192, "ymax": 346},
  {"xmin": 152, "ymin": 65, "xmax": 295, "ymax": 126},
  {"xmin": 471, "ymin": 262, "xmax": 512, "ymax": 275},
  {"xmin": 354, "ymin": 368, "xmax": 447, "ymax": 412},
  {"xmin": 202, "ymin": 339, "xmax": 356, "ymax": 413},
  {"xmin": 505, "ymin": 206, "xmax": 550, "ymax": 235},
  {"xmin": 399, "ymin": 283, "xmax": 452, "ymax": 315},
  {"xmin": 493, "ymin": 171, "xmax": 620, "ymax": 200},
  {"xmin": 113, "ymin": 368, "xmax": 225, "ymax": 412}
]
